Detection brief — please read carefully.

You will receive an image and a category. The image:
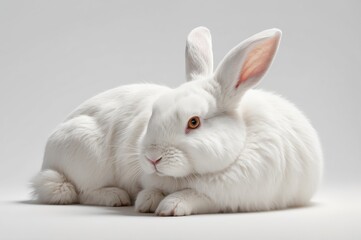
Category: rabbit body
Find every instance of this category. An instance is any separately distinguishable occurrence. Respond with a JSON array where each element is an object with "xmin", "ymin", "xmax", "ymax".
[{"xmin": 32, "ymin": 27, "xmax": 322, "ymax": 215}]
